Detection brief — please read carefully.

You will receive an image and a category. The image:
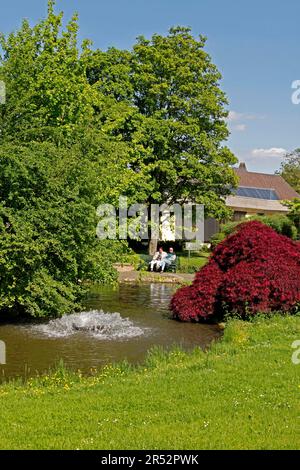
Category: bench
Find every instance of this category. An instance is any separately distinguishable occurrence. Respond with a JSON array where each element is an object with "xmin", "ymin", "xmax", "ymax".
[{"xmin": 164, "ymin": 257, "xmax": 179, "ymax": 273}]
